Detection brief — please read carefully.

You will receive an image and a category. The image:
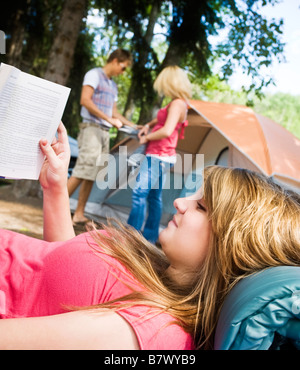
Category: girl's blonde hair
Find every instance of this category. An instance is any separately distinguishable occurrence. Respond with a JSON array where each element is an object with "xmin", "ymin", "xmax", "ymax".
[
  {"xmin": 86, "ymin": 166, "xmax": 300, "ymax": 349},
  {"xmin": 153, "ymin": 65, "xmax": 192, "ymax": 100}
]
